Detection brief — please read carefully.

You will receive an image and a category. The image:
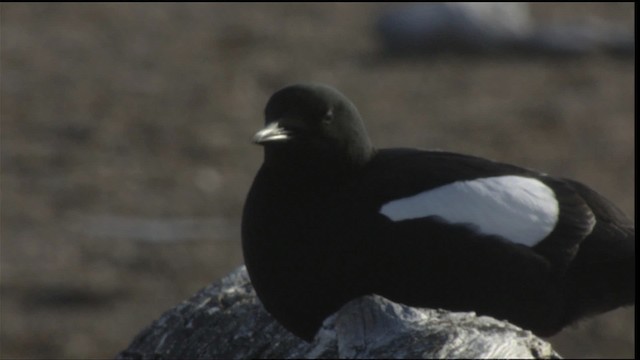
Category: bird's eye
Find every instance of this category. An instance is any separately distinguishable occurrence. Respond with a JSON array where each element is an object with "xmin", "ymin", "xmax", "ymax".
[{"xmin": 322, "ymin": 109, "xmax": 334, "ymax": 124}]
